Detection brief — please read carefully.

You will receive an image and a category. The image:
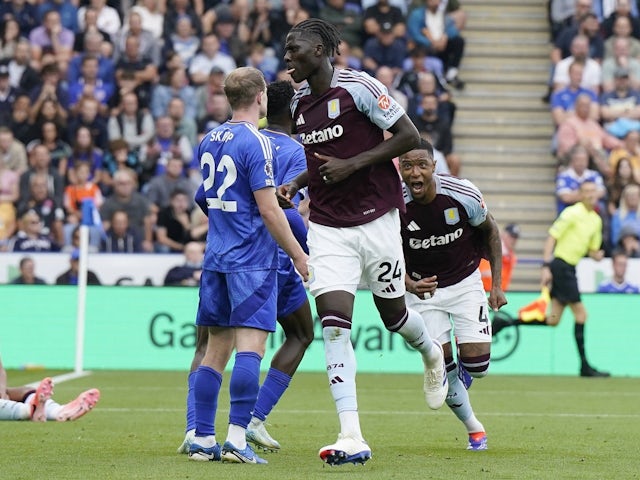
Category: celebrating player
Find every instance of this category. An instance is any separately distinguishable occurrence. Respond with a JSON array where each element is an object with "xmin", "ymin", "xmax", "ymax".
[
  {"xmin": 279, "ymin": 19, "xmax": 447, "ymax": 466},
  {"xmin": 187, "ymin": 67, "xmax": 308, "ymax": 465},
  {"xmin": 399, "ymin": 139, "xmax": 507, "ymax": 450}
]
